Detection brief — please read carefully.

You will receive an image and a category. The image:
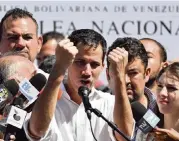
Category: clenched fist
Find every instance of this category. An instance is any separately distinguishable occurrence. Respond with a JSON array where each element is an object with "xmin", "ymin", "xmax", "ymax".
[
  {"xmin": 55, "ymin": 38, "xmax": 78, "ymax": 71},
  {"xmin": 108, "ymin": 47, "xmax": 128, "ymax": 79}
]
